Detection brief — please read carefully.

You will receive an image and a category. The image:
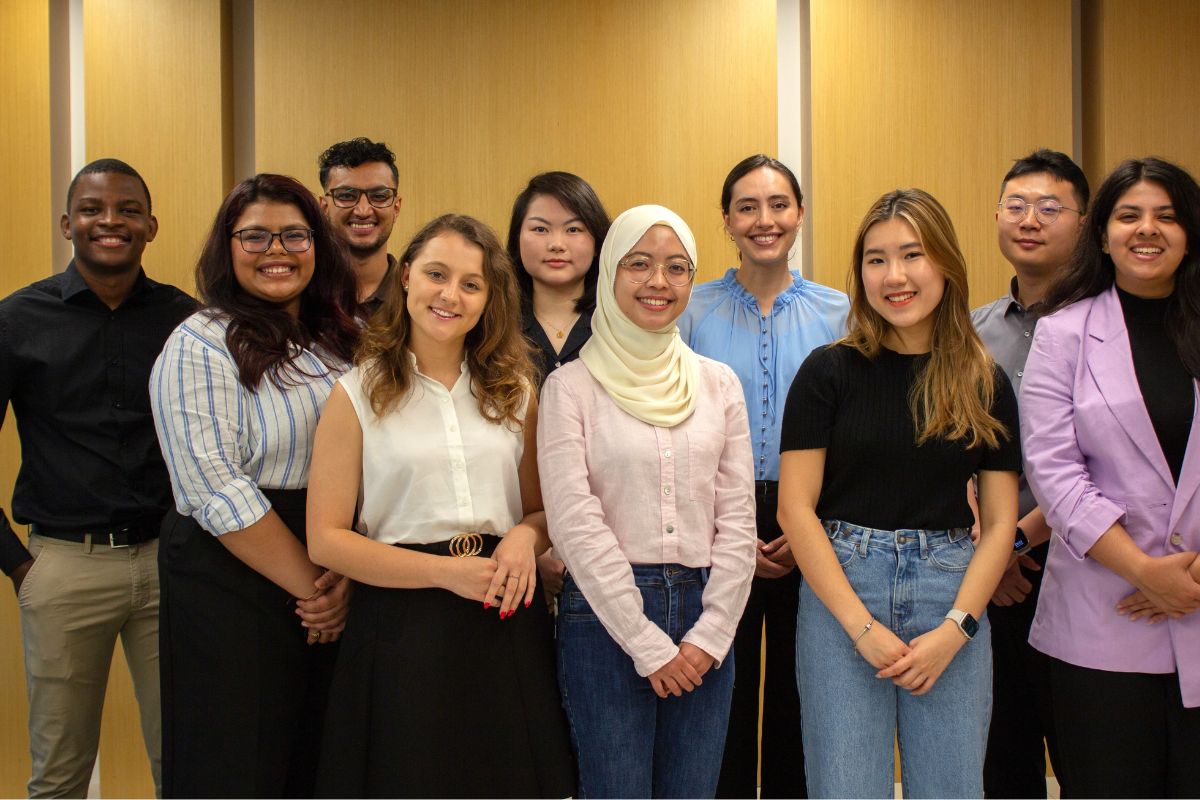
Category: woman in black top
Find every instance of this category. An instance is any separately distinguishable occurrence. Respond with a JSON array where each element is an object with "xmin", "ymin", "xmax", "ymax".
[
  {"xmin": 778, "ymin": 189, "xmax": 1019, "ymax": 798},
  {"xmin": 506, "ymin": 171, "xmax": 610, "ymax": 597}
]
